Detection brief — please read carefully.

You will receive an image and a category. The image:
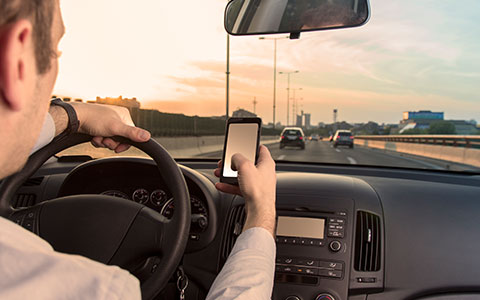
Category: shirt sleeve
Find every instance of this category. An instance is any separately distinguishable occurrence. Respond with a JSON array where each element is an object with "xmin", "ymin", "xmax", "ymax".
[
  {"xmin": 30, "ymin": 112, "xmax": 56, "ymax": 154},
  {"xmin": 0, "ymin": 217, "xmax": 141, "ymax": 300},
  {"xmin": 206, "ymin": 227, "xmax": 276, "ymax": 300}
]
